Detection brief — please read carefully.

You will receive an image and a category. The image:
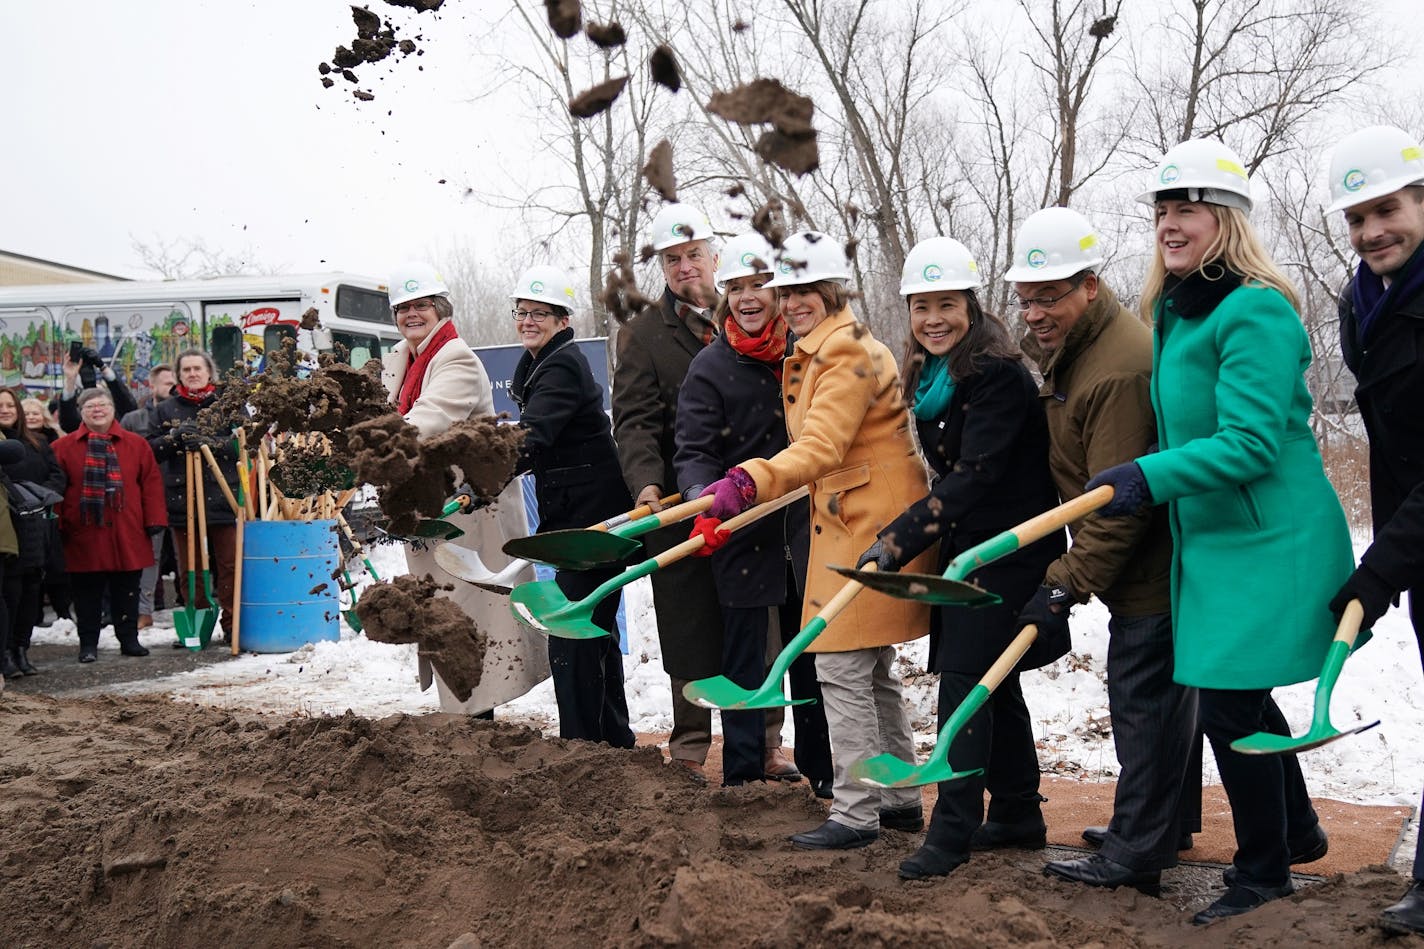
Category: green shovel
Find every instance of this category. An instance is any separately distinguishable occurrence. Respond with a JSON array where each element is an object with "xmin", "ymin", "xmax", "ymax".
[
  {"xmin": 826, "ymin": 486, "xmax": 1114, "ymax": 606},
  {"xmin": 683, "ymin": 565, "xmax": 876, "ymax": 711},
  {"xmin": 174, "ymin": 452, "xmax": 203, "ymax": 652},
  {"xmin": 503, "ymin": 493, "xmax": 708, "ymax": 570},
  {"xmin": 193, "ymin": 454, "xmax": 219, "ymax": 647},
  {"xmin": 1230, "ymin": 599, "xmax": 1380, "ymax": 755},
  {"xmin": 510, "ymin": 488, "xmax": 808, "ymax": 639},
  {"xmin": 852, "ymin": 625, "xmax": 1041, "ymax": 788},
  {"xmin": 336, "ymin": 514, "xmax": 380, "ymax": 633}
]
